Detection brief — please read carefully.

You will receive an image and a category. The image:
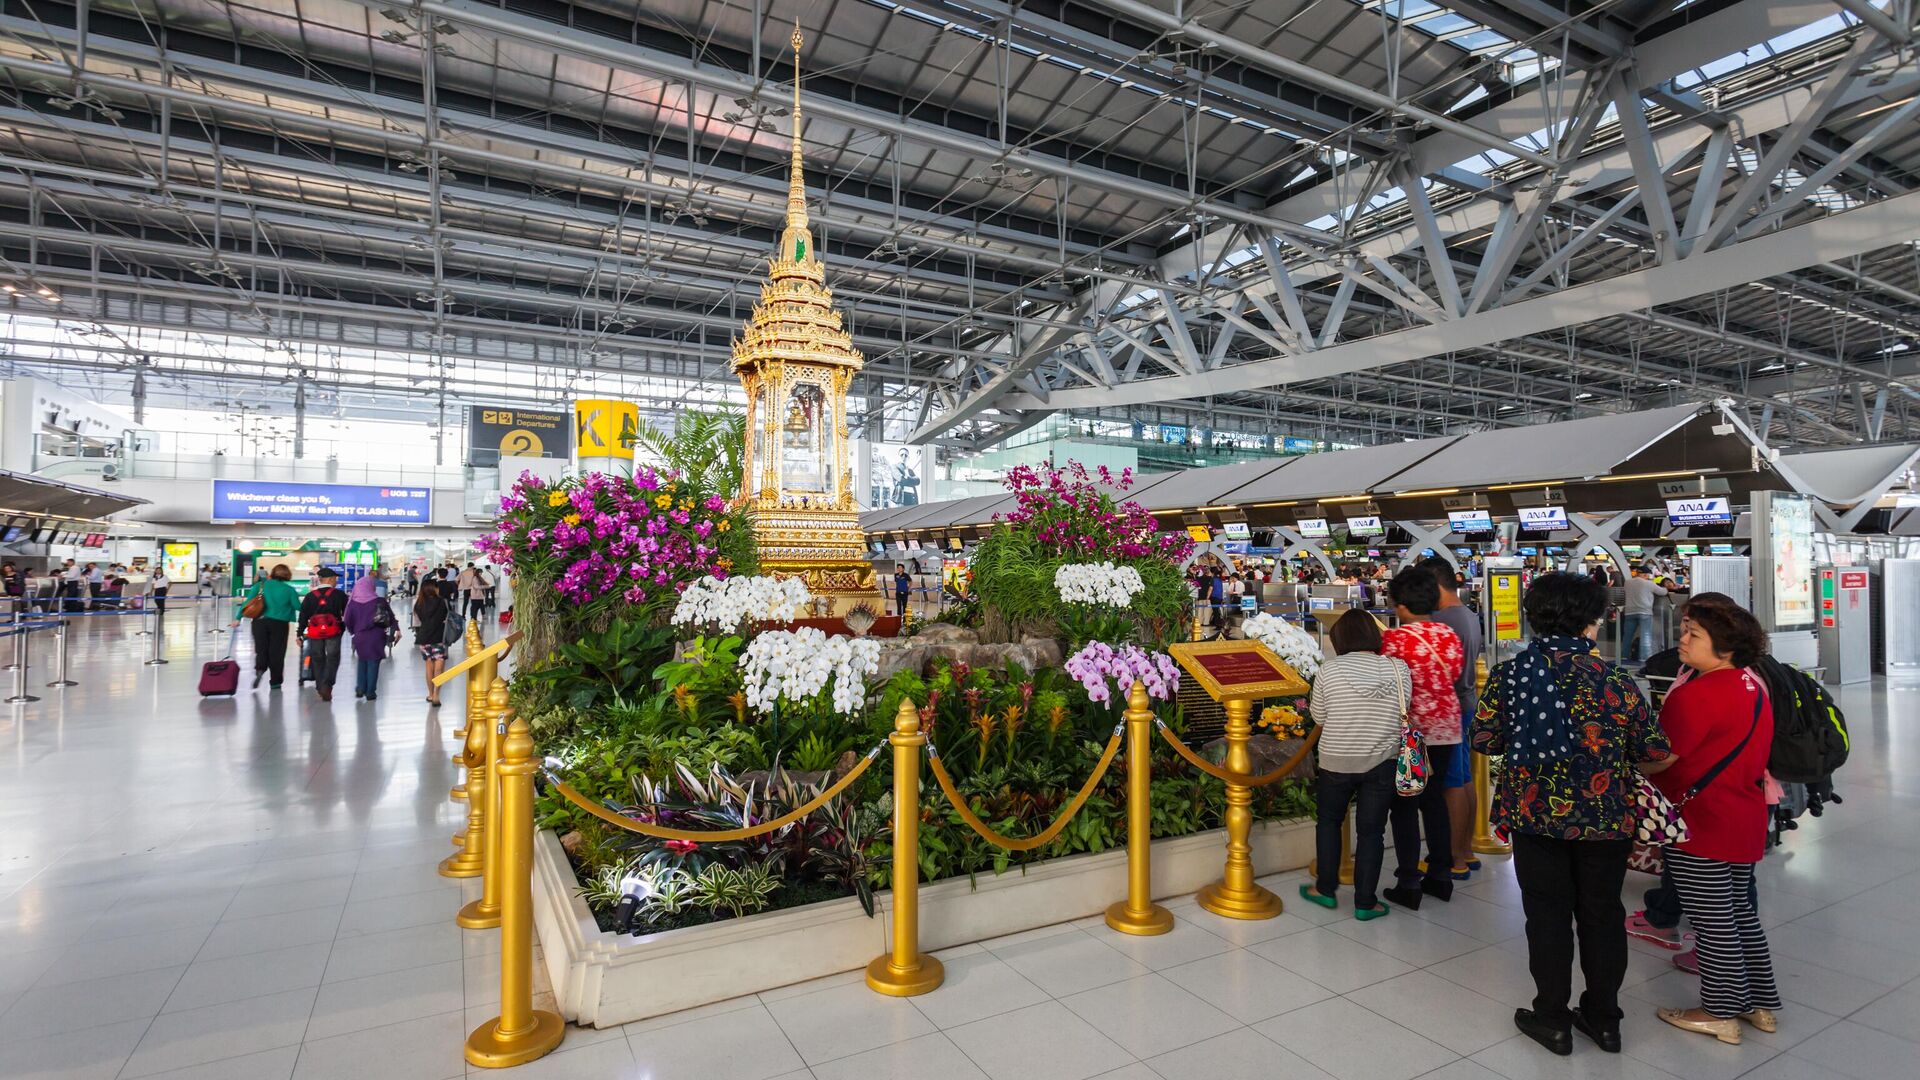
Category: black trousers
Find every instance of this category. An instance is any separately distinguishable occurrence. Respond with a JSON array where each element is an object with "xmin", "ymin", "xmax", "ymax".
[
  {"xmin": 1390, "ymin": 741, "xmax": 1456, "ymax": 888},
  {"xmin": 308, "ymin": 635, "xmax": 343, "ymax": 688},
  {"xmin": 1316, "ymin": 759, "xmax": 1396, "ymax": 909},
  {"xmin": 1512, "ymin": 832, "xmax": 1633, "ymax": 1027},
  {"xmin": 251, "ymin": 617, "xmax": 290, "ymax": 685}
]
